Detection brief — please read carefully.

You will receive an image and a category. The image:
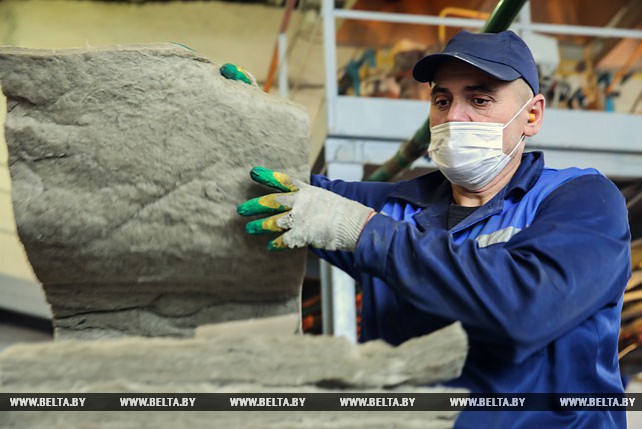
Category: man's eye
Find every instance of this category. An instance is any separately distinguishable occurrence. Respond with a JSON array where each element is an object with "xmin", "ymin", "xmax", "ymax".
[
  {"xmin": 434, "ymin": 98, "xmax": 450, "ymax": 107},
  {"xmin": 472, "ymin": 98, "xmax": 490, "ymax": 106}
]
